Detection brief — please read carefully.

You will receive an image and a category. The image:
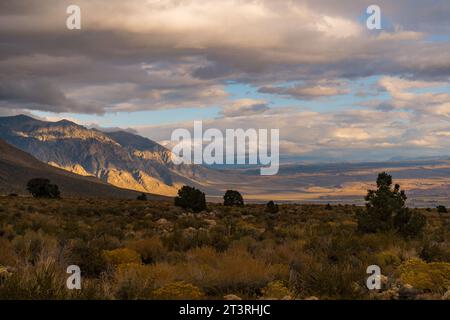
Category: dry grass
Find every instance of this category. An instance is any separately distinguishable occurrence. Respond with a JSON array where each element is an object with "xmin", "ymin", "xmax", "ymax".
[{"xmin": 0, "ymin": 196, "xmax": 448, "ymax": 300}]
